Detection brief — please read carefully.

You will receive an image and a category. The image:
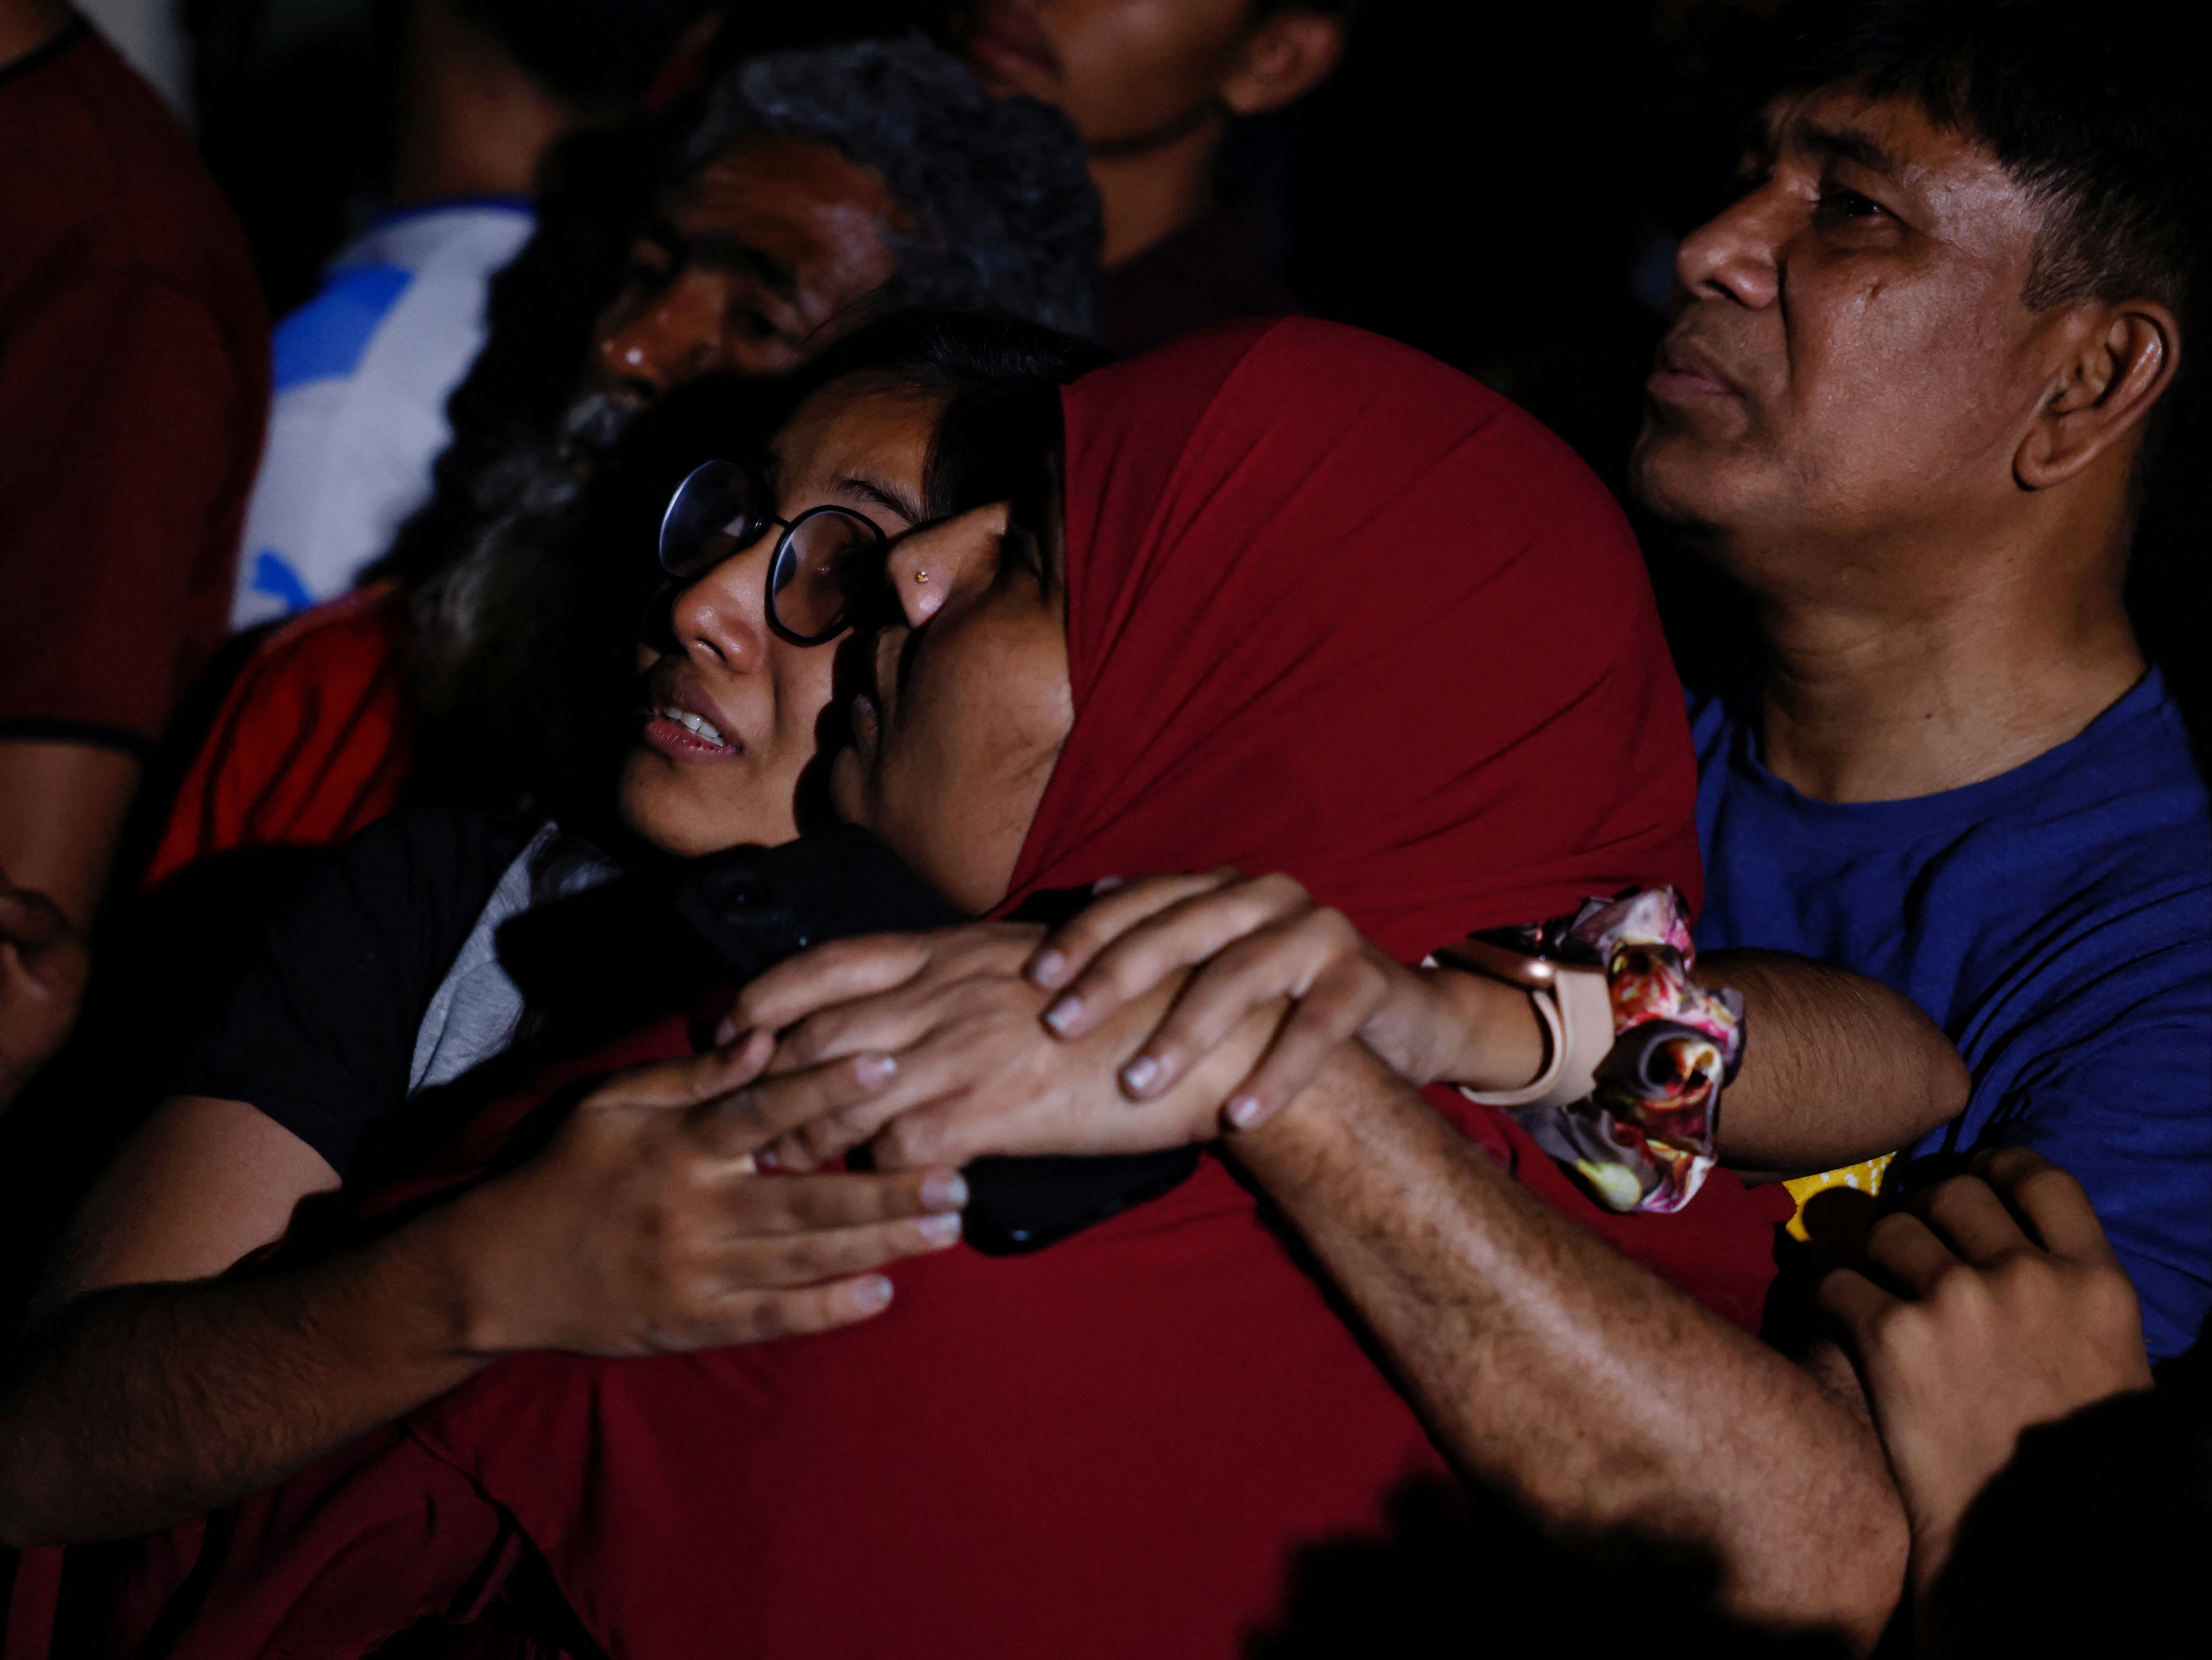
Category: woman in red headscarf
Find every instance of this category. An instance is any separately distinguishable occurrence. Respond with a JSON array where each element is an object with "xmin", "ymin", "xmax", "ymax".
[{"xmin": 96, "ymin": 319, "xmax": 1835, "ymax": 1656}]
